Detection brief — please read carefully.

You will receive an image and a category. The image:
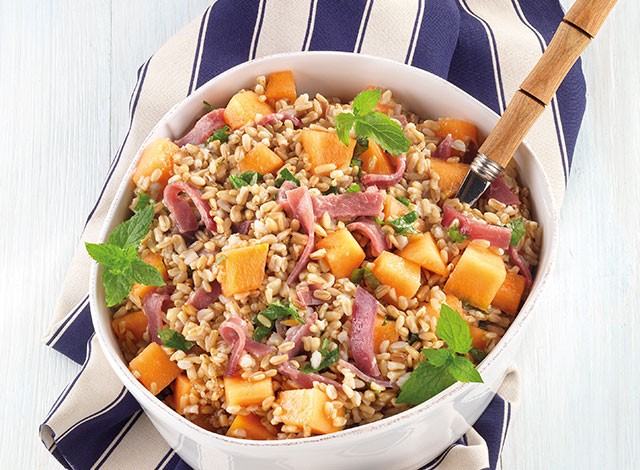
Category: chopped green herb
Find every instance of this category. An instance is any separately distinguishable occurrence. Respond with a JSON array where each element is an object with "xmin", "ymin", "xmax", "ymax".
[
  {"xmin": 384, "ymin": 211, "xmax": 419, "ymax": 235},
  {"xmin": 203, "ymin": 100, "xmax": 215, "ymax": 112},
  {"xmin": 252, "ymin": 301, "xmax": 304, "ymax": 341},
  {"xmin": 469, "ymin": 348, "xmax": 487, "ymax": 363},
  {"xmin": 323, "ymin": 186, "xmax": 341, "ymax": 195},
  {"xmin": 300, "ymin": 339, "xmax": 339, "ymax": 373},
  {"xmin": 395, "ymin": 196, "xmax": 411, "ymax": 207},
  {"xmin": 207, "ymin": 125, "xmax": 231, "ymax": 144},
  {"xmin": 351, "ymin": 156, "xmax": 363, "ymax": 169},
  {"xmin": 506, "ymin": 217, "xmax": 525, "ymax": 246},
  {"xmin": 407, "ymin": 332, "xmax": 420, "ymax": 344},
  {"xmin": 85, "ymin": 200, "xmax": 165, "ymax": 307},
  {"xmin": 346, "ymin": 183, "xmax": 361, "ymax": 193},
  {"xmin": 350, "ymin": 267, "xmax": 382, "ymax": 291},
  {"xmin": 448, "ymin": 226, "xmax": 468, "ymax": 243},
  {"xmin": 397, "ymin": 304, "xmax": 483, "ymax": 405},
  {"xmin": 356, "ymin": 136, "xmax": 369, "ymax": 147},
  {"xmin": 158, "ymin": 327, "xmax": 194, "ymax": 352},
  {"xmin": 334, "ymin": 89, "xmax": 410, "ymax": 155},
  {"xmin": 275, "ymin": 168, "xmax": 300, "ymax": 187},
  {"xmin": 477, "ymin": 321, "xmax": 489, "ymax": 330},
  {"xmin": 229, "ymin": 171, "xmax": 262, "ymax": 188}
]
